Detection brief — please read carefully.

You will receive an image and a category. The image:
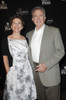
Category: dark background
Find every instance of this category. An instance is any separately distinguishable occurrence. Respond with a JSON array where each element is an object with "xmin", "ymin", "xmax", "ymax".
[{"xmin": 0, "ymin": 0, "xmax": 66, "ymax": 91}]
